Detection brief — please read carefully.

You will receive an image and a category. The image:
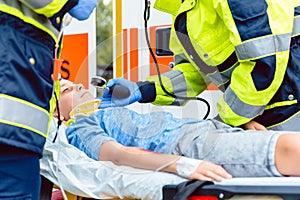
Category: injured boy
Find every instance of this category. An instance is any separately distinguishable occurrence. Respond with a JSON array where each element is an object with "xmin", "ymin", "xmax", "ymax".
[{"xmin": 54, "ymin": 79, "xmax": 300, "ymax": 184}]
